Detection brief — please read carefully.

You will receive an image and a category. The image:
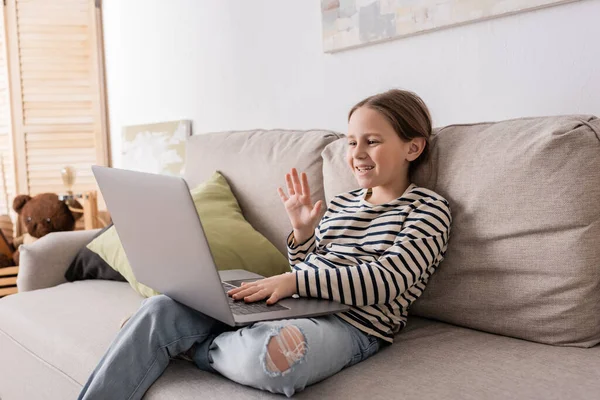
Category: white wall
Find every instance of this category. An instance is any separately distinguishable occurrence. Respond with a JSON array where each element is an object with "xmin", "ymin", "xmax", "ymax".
[{"xmin": 102, "ymin": 0, "xmax": 600, "ymax": 167}]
